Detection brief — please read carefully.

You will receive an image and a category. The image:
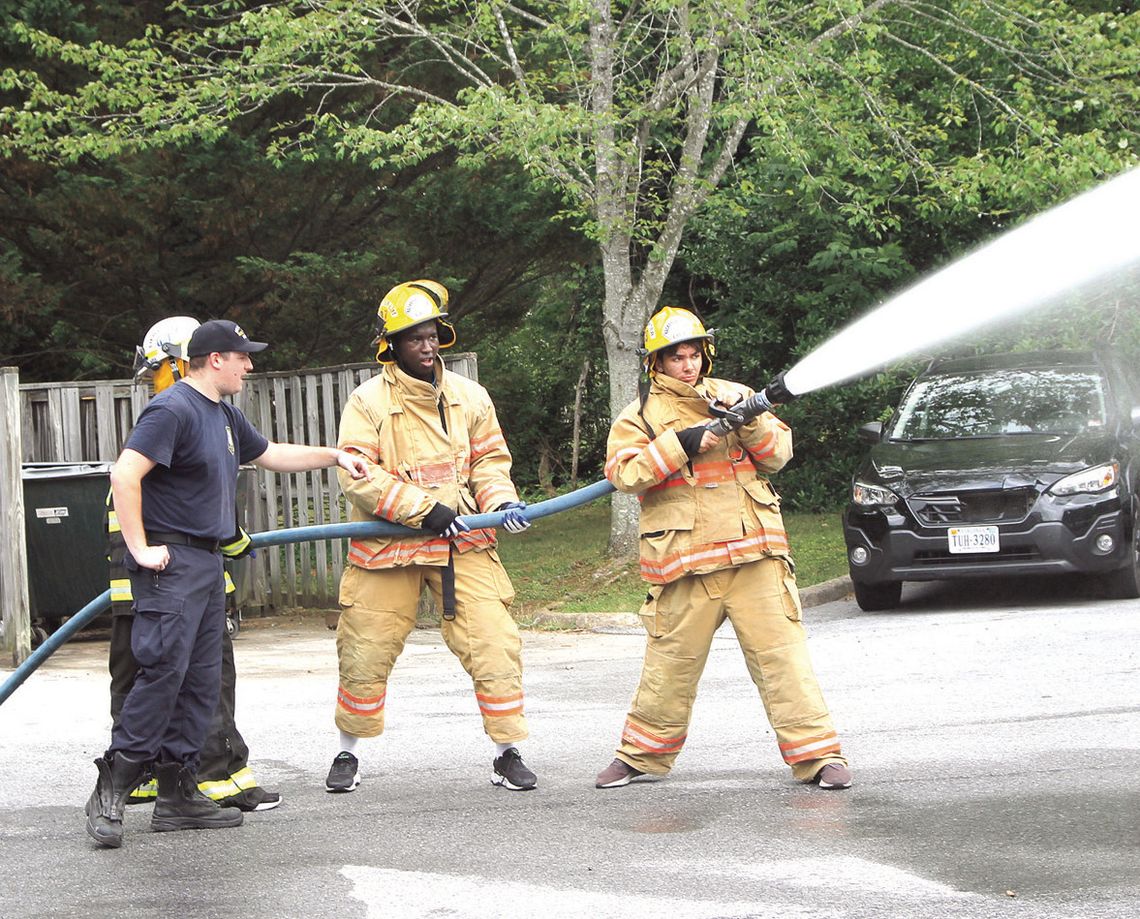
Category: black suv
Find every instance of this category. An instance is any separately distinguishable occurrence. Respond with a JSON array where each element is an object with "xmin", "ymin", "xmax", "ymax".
[{"xmin": 843, "ymin": 351, "xmax": 1140, "ymax": 610}]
